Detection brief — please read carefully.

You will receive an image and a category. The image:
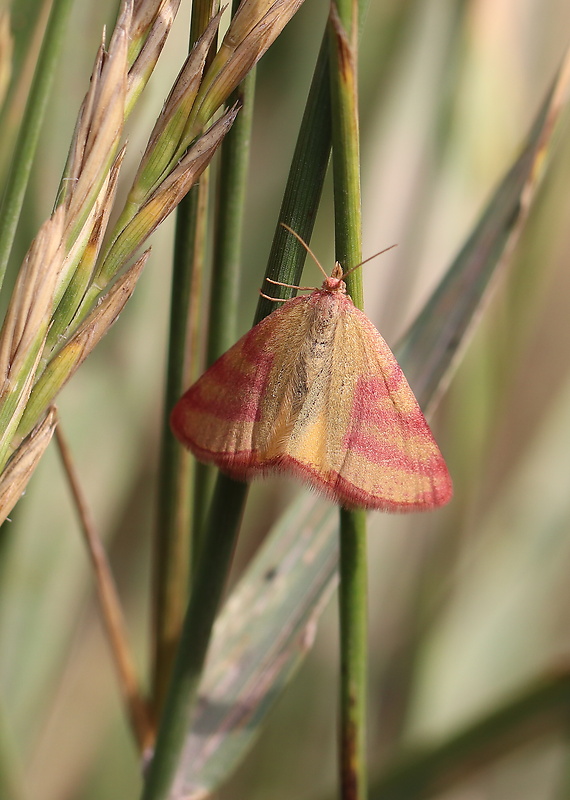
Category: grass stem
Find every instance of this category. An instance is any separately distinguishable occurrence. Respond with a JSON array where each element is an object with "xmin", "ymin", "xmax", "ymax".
[
  {"xmin": 329, "ymin": 0, "xmax": 367, "ymax": 796},
  {"xmin": 54, "ymin": 423, "xmax": 154, "ymax": 753}
]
